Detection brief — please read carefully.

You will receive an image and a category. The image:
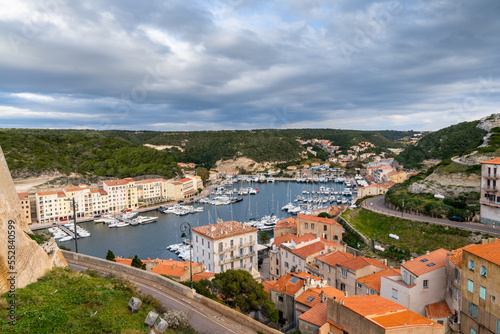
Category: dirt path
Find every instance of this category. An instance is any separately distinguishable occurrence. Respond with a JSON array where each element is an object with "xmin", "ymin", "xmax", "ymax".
[{"xmin": 13, "ymin": 175, "xmax": 62, "ymax": 193}]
